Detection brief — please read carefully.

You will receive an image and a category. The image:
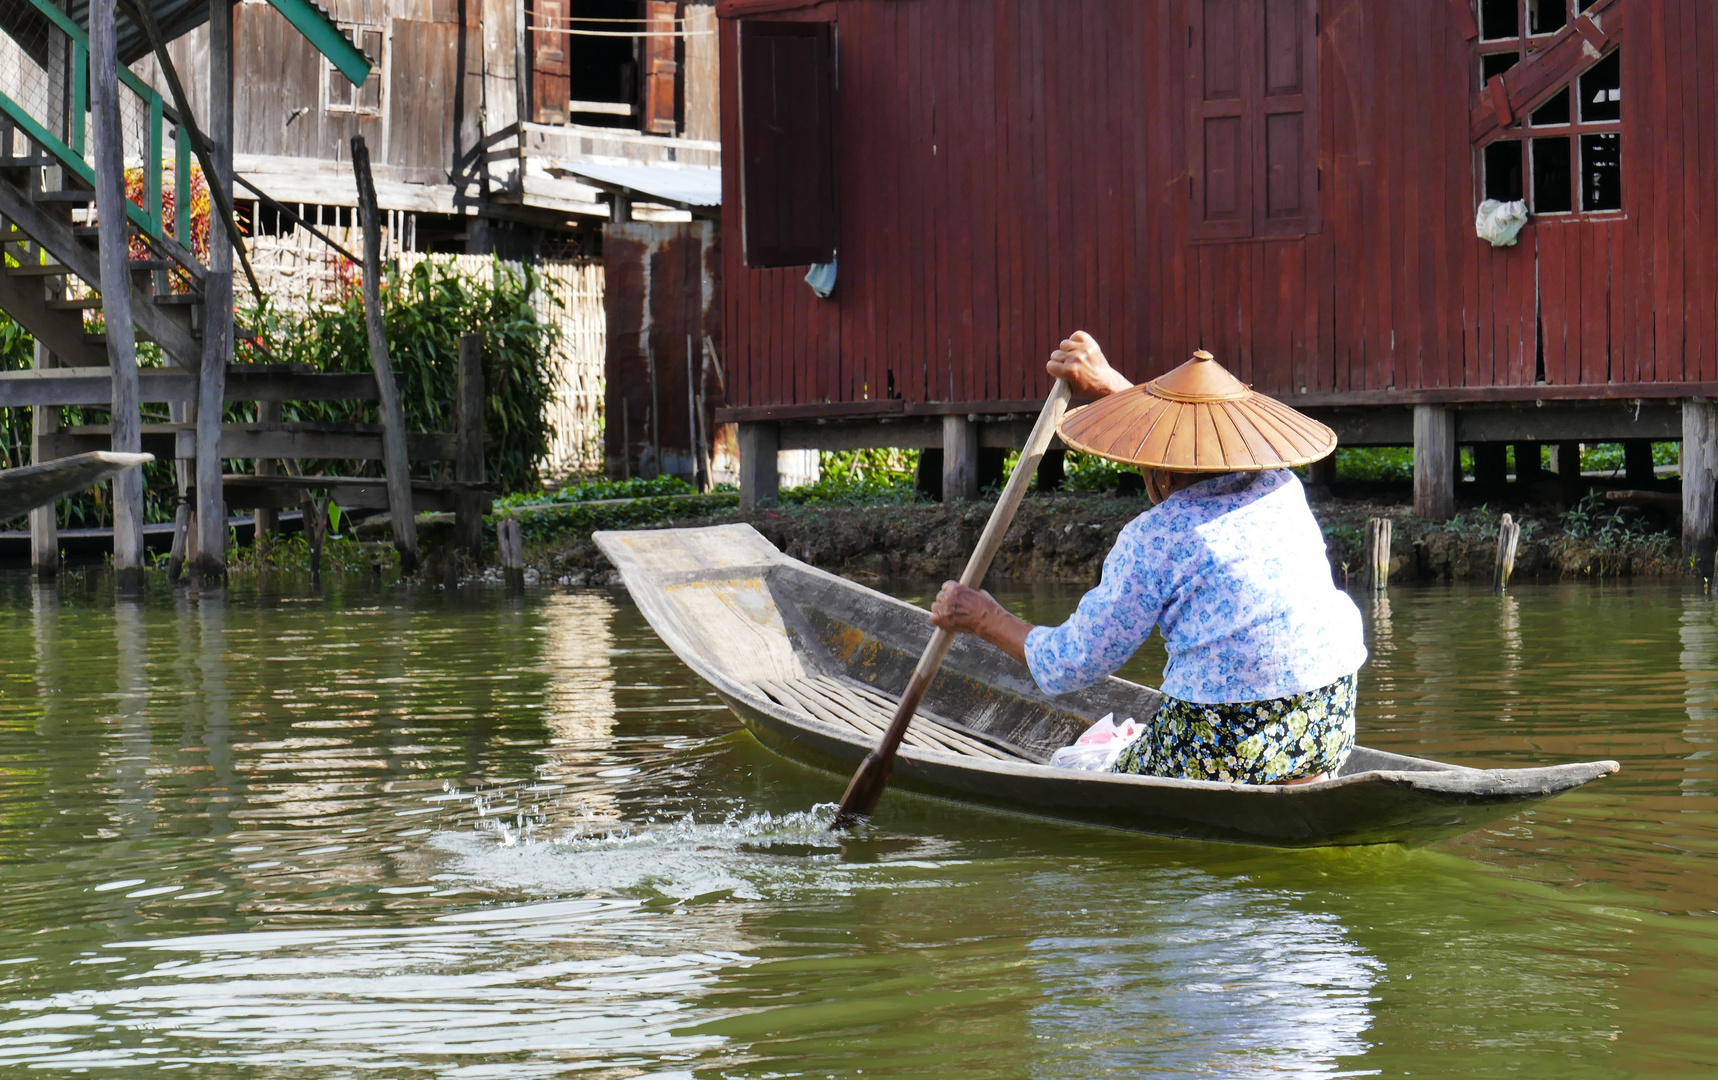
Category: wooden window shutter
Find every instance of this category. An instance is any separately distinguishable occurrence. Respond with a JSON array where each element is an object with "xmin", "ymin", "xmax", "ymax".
[
  {"xmin": 531, "ymin": 0, "xmax": 570, "ymax": 125},
  {"xmin": 1257, "ymin": 0, "xmax": 1319, "ymax": 236},
  {"xmin": 1188, "ymin": 0, "xmax": 1320, "ymax": 240},
  {"xmin": 1190, "ymin": 0, "xmax": 1255, "ymax": 240},
  {"xmin": 739, "ymin": 20, "xmax": 837, "ymax": 268},
  {"xmin": 642, "ymin": 0, "xmax": 680, "ymax": 135}
]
